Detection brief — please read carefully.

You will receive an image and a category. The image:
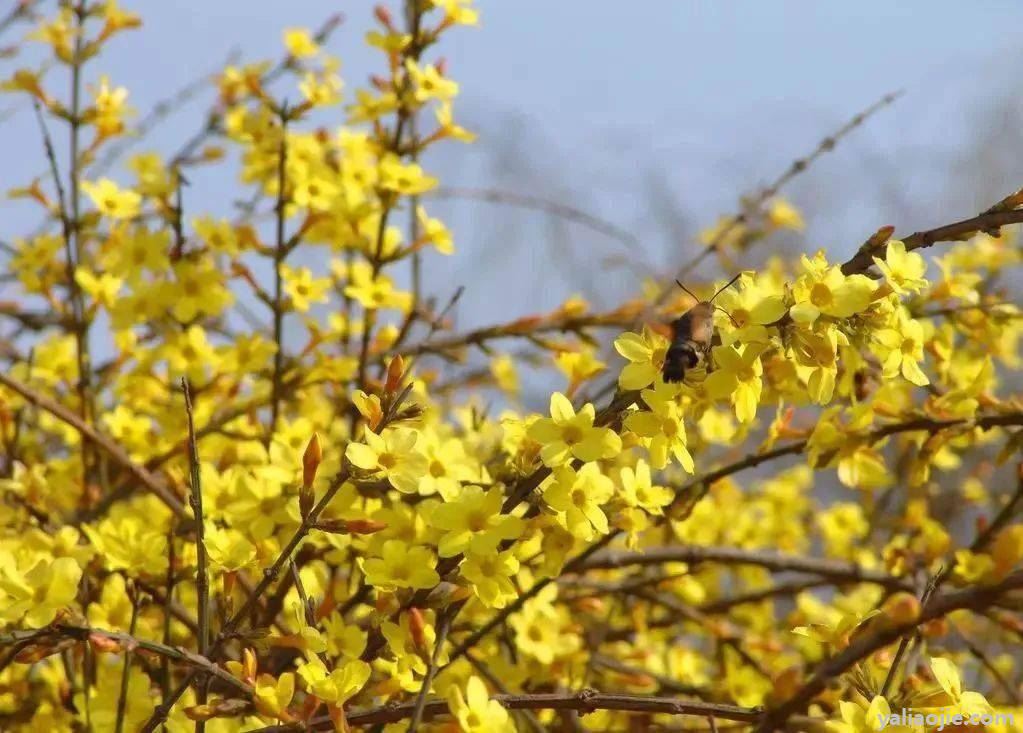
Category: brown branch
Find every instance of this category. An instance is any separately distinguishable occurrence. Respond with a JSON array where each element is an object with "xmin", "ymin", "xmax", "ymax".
[
  {"xmin": 672, "ymin": 90, "xmax": 902, "ymax": 285},
  {"xmin": 429, "ymin": 186, "xmax": 640, "ymax": 250},
  {"xmin": 138, "ymin": 387, "xmax": 415, "ymax": 731},
  {"xmin": 251, "ymin": 690, "xmax": 763, "ymax": 731},
  {"xmin": 841, "ymin": 207, "xmax": 1023, "ymax": 276},
  {"xmin": 753, "ymin": 570, "xmax": 1023, "ymax": 732},
  {"xmin": 408, "ymin": 610, "xmax": 452, "ymax": 733},
  {"xmin": 0, "ymin": 372, "xmax": 187, "ymax": 519},
  {"xmin": 579, "ymin": 545, "xmax": 909, "ymax": 588},
  {"xmin": 182, "ymin": 379, "xmax": 209, "ymax": 732},
  {"xmin": 0, "ymin": 624, "xmax": 253, "ymax": 698},
  {"xmin": 397, "ymin": 310, "xmax": 640, "ymax": 360},
  {"xmin": 269, "ymin": 105, "xmax": 290, "ymax": 441}
]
